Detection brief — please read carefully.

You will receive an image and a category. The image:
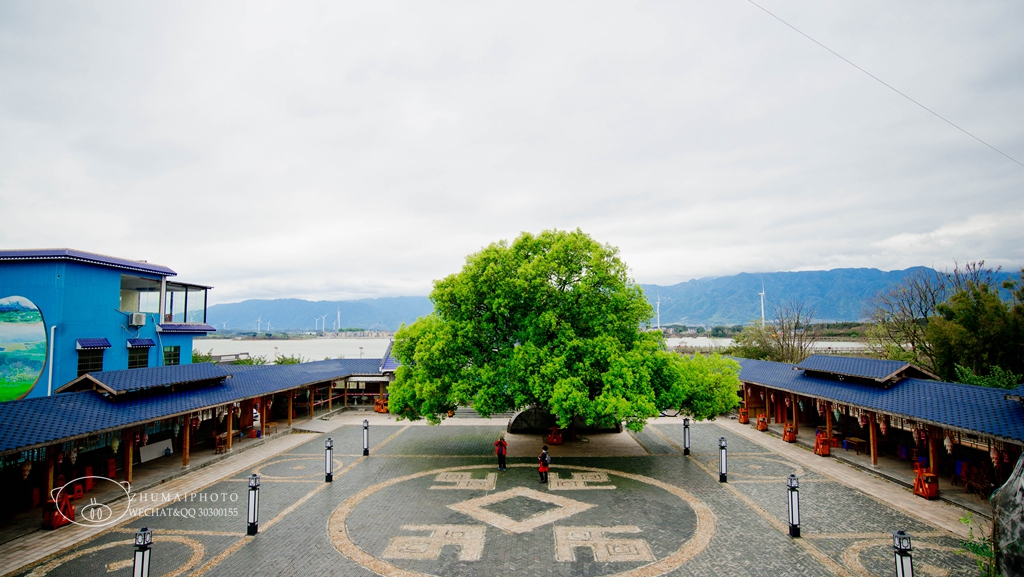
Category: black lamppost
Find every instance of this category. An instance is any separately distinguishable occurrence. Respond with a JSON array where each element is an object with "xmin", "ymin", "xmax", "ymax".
[
  {"xmin": 683, "ymin": 417, "xmax": 691, "ymax": 456},
  {"xmin": 246, "ymin": 474, "xmax": 260, "ymax": 536},
  {"xmin": 787, "ymin": 474, "xmax": 801, "ymax": 537},
  {"xmin": 133, "ymin": 527, "xmax": 153, "ymax": 577},
  {"xmin": 718, "ymin": 437, "xmax": 728, "ymax": 482},
  {"xmin": 325, "ymin": 437, "xmax": 334, "ymax": 482},
  {"xmin": 362, "ymin": 419, "xmax": 369, "ymax": 456},
  {"xmin": 893, "ymin": 531, "xmax": 914, "ymax": 577}
]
